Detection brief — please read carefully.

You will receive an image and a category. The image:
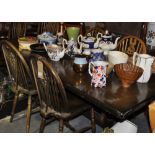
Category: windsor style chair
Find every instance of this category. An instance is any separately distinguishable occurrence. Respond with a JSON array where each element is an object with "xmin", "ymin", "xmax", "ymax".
[
  {"xmin": 1, "ymin": 40, "xmax": 37, "ymax": 132},
  {"xmin": 30, "ymin": 54, "xmax": 96, "ymax": 133}
]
